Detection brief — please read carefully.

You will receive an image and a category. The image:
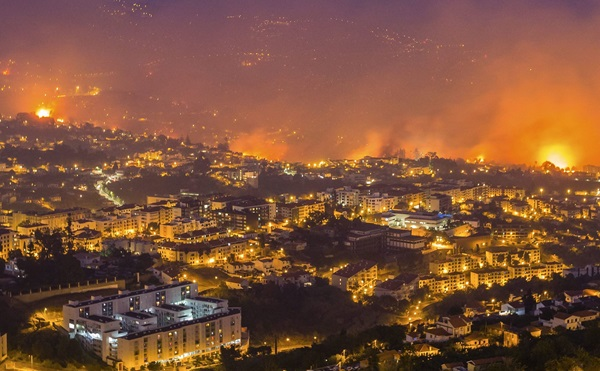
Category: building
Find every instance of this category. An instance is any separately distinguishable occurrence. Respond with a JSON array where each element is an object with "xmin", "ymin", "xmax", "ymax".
[
  {"xmin": 412, "ymin": 343, "xmax": 439, "ymax": 357},
  {"xmin": 72, "ymin": 228, "xmax": 103, "ymax": 251},
  {"xmin": 383, "ymin": 210, "xmax": 451, "ymax": 230},
  {"xmin": 551, "ymin": 312, "xmax": 580, "ymax": 330},
  {"xmin": 344, "ymin": 223, "xmax": 388, "ymax": 252},
  {"xmin": 331, "ymin": 260, "xmax": 377, "ymax": 297},
  {"xmin": 435, "ymin": 315, "xmax": 472, "ymax": 337},
  {"xmin": 276, "ymin": 200, "xmax": 325, "ymax": 224},
  {"xmin": 425, "ymin": 194, "xmax": 452, "ymax": 213},
  {"xmin": 335, "ymin": 186, "xmax": 360, "ymax": 207},
  {"xmin": 470, "ymin": 268, "xmax": 510, "ymax": 287},
  {"xmin": 360, "ymin": 193, "xmax": 397, "ymax": 213},
  {"xmin": 62, "ymin": 282, "xmax": 242, "ymax": 369},
  {"xmin": 374, "ymin": 273, "xmax": 419, "ymax": 301},
  {"xmin": 429, "ymin": 254, "xmax": 482, "ymax": 275},
  {"xmin": 159, "ymin": 217, "xmax": 217, "ymax": 240},
  {"xmin": 386, "ymin": 228, "xmax": 427, "ymax": 251},
  {"xmin": 0, "ymin": 228, "xmax": 18, "ymax": 260},
  {"xmin": 491, "ymin": 224, "xmax": 532, "ymax": 243}
]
